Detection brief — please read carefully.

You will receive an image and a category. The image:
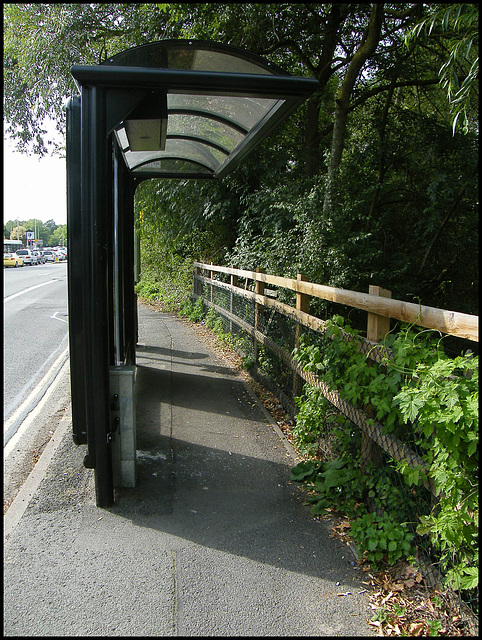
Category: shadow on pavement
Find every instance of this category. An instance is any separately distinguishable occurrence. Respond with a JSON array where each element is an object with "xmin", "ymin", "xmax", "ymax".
[{"xmin": 108, "ymin": 346, "xmax": 360, "ymax": 587}]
